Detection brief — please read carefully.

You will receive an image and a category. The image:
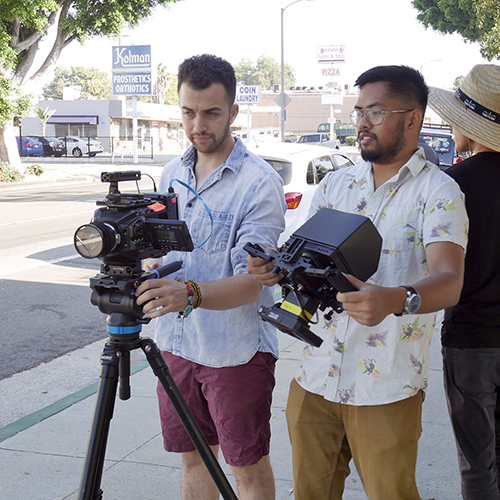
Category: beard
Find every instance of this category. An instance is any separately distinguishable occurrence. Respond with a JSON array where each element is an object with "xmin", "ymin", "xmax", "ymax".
[
  {"xmin": 359, "ymin": 119, "xmax": 407, "ymax": 164},
  {"xmin": 189, "ymin": 118, "xmax": 232, "ymax": 155}
]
